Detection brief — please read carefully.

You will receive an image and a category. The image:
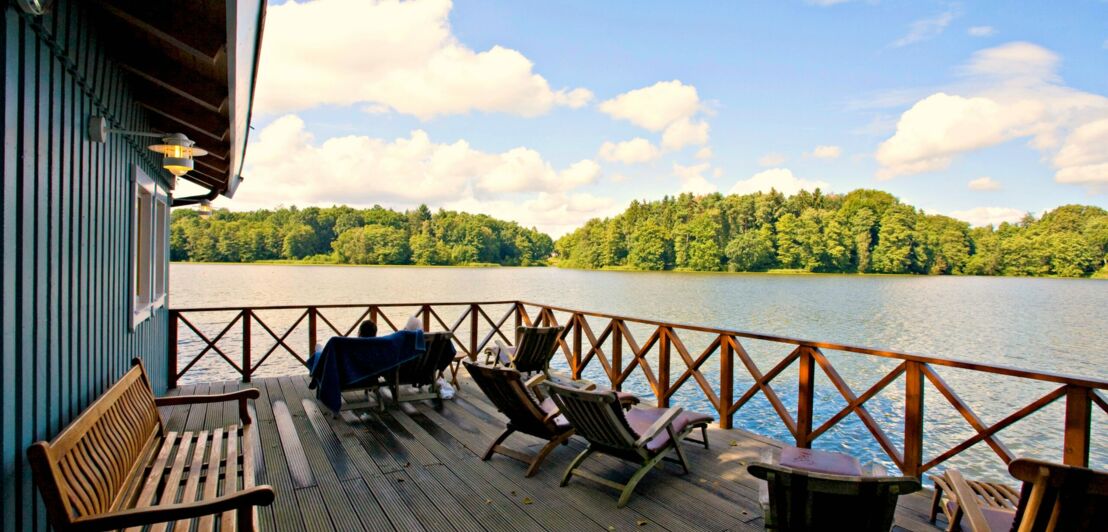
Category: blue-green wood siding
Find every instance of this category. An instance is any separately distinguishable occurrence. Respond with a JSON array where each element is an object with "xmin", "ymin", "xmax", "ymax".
[{"xmin": 1, "ymin": 2, "xmax": 172, "ymax": 529}]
